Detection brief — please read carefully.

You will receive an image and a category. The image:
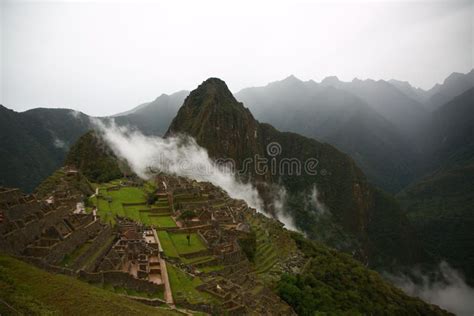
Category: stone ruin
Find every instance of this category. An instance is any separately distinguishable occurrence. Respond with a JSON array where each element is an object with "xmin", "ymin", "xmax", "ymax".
[{"xmin": 96, "ymin": 218, "xmax": 165, "ymax": 287}]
